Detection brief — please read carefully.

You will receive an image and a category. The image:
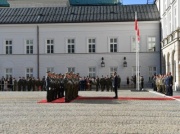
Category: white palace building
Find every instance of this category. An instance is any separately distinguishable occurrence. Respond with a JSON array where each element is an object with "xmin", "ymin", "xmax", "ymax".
[
  {"xmin": 155, "ymin": 0, "xmax": 180, "ymax": 90},
  {"xmin": 0, "ymin": 1, "xmax": 161, "ymax": 86}
]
